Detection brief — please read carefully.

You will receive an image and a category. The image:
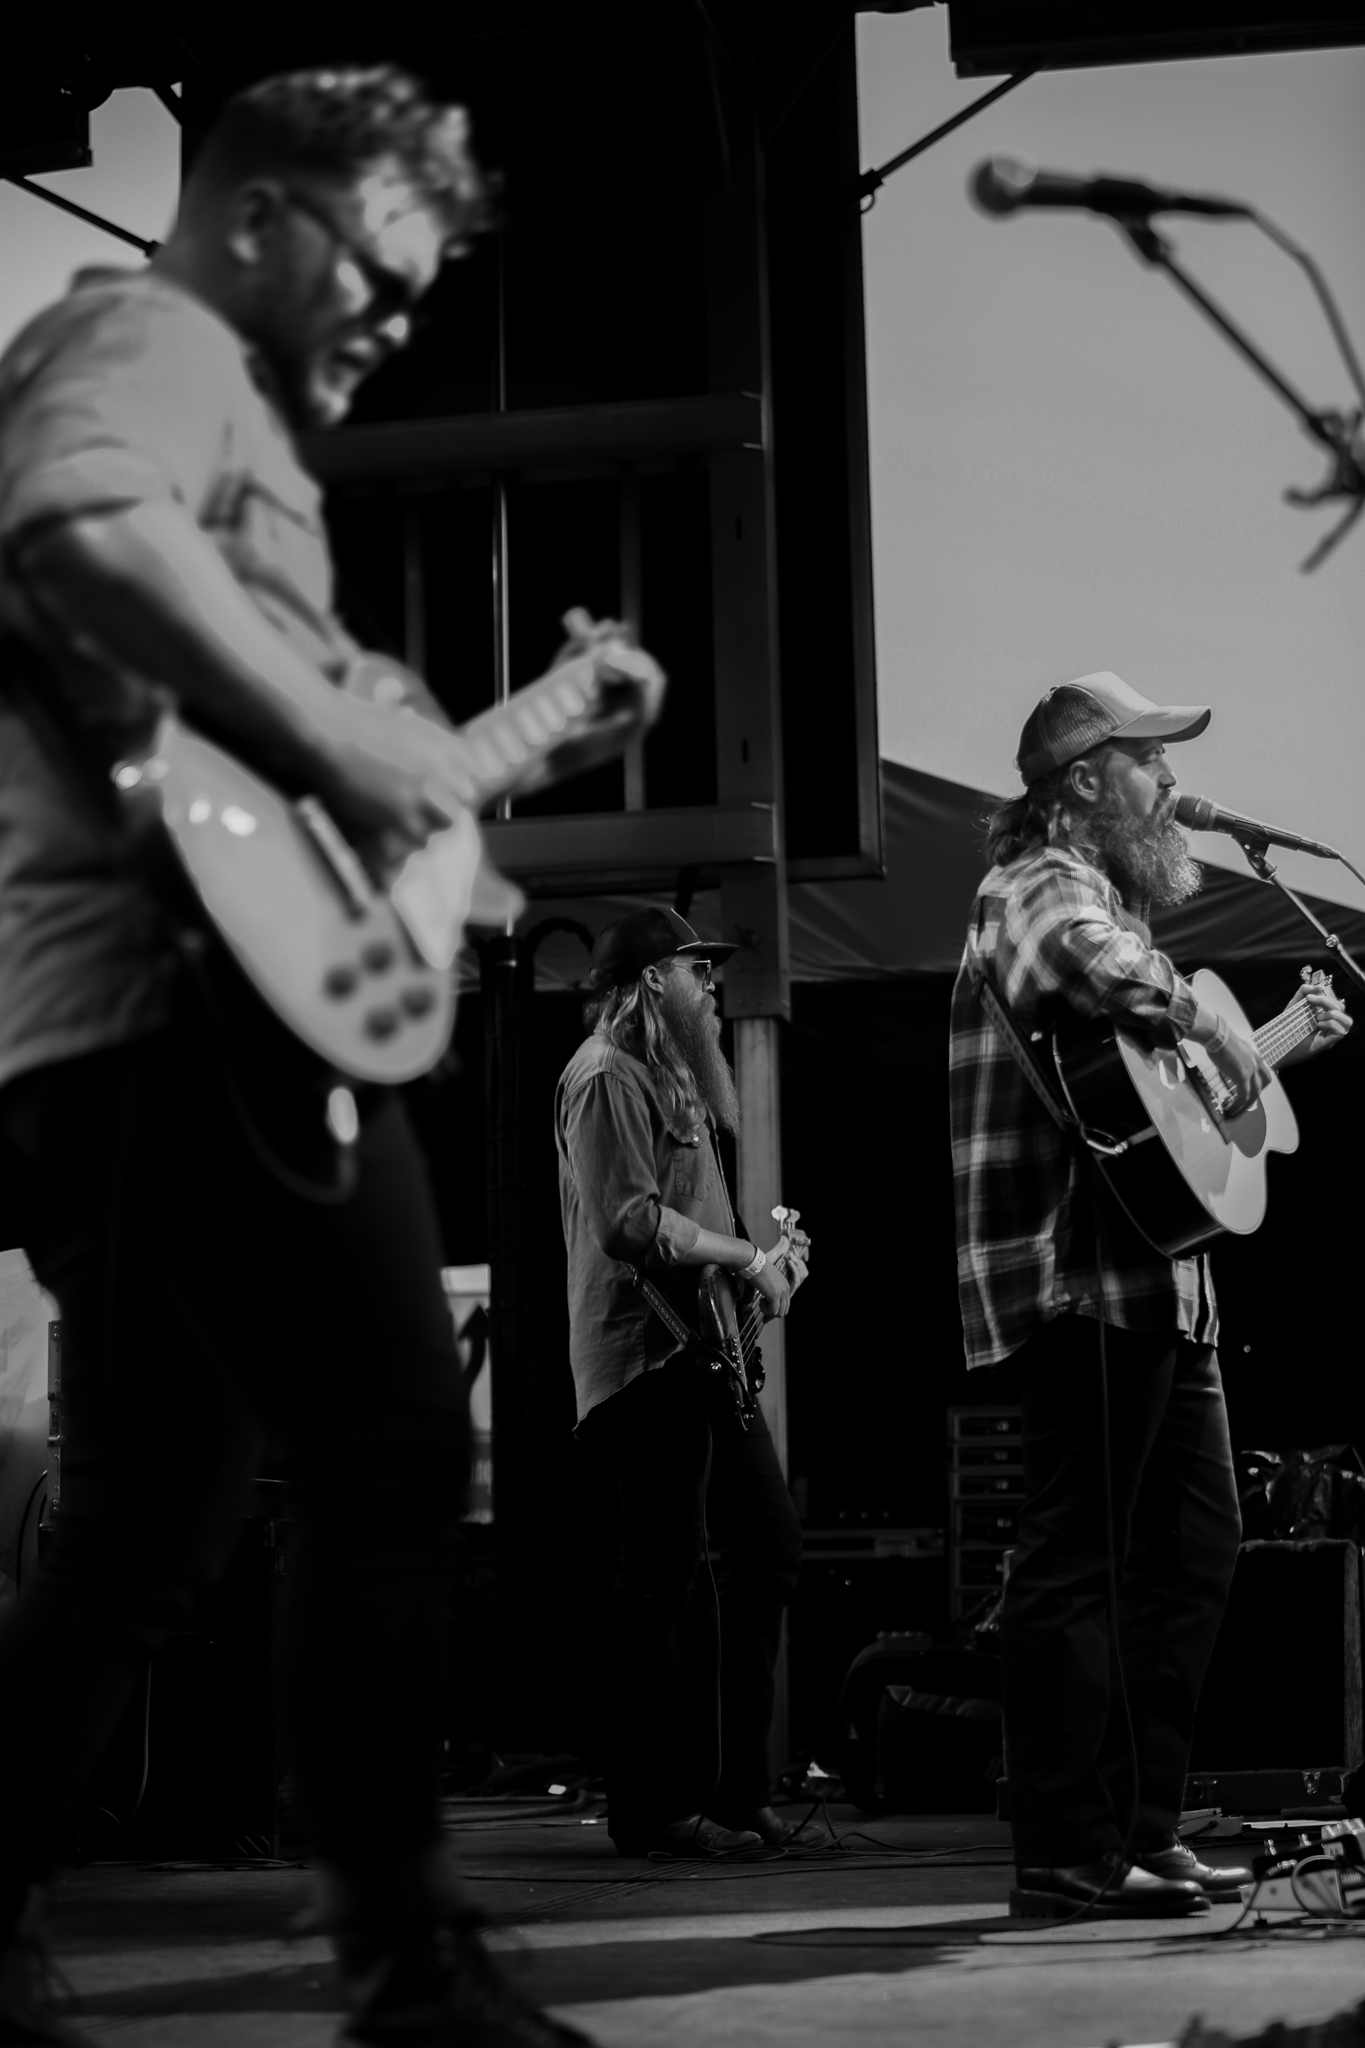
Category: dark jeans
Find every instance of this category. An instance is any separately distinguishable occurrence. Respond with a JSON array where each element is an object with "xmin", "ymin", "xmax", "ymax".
[
  {"xmin": 0, "ymin": 1001, "xmax": 467, "ymax": 1919},
  {"xmin": 580, "ymin": 1359, "xmax": 802, "ymax": 1847},
  {"xmin": 1001, "ymin": 1315, "xmax": 1241, "ymax": 1868}
]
